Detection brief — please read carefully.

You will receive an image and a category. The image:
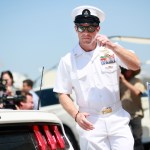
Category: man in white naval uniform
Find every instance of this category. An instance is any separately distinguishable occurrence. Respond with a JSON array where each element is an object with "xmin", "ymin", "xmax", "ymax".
[{"xmin": 53, "ymin": 5, "xmax": 141, "ymax": 150}]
